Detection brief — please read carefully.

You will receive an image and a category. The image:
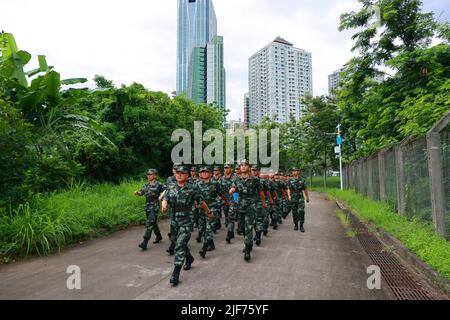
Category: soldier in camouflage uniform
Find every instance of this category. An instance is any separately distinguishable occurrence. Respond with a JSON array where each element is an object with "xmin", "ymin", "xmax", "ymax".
[
  {"xmin": 189, "ymin": 166, "xmax": 200, "ymax": 230},
  {"xmin": 250, "ymin": 166, "xmax": 270, "ymax": 246},
  {"xmin": 212, "ymin": 165, "xmax": 223, "ymax": 231},
  {"xmin": 266, "ymin": 173, "xmax": 280, "ymax": 230},
  {"xmin": 221, "ymin": 163, "xmax": 237, "ymax": 243},
  {"xmin": 235, "ymin": 164, "xmax": 246, "ymax": 236},
  {"xmin": 229, "ymin": 160, "xmax": 267, "ymax": 262},
  {"xmin": 287, "ymin": 167, "xmax": 310, "ymax": 232},
  {"xmin": 197, "ymin": 166, "xmax": 223, "ymax": 258},
  {"xmin": 282, "ymin": 173, "xmax": 292, "ymax": 219},
  {"xmin": 260, "ymin": 173, "xmax": 273, "ymax": 236},
  {"xmin": 134, "ymin": 169, "xmax": 166, "ymax": 250},
  {"xmin": 162, "ymin": 165, "xmax": 214, "ymax": 286},
  {"xmin": 163, "ymin": 163, "xmax": 181, "ymax": 256}
]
